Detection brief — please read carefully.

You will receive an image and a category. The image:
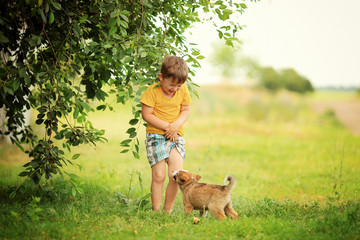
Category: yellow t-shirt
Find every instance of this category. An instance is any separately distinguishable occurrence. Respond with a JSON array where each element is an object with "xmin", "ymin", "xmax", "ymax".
[{"xmin": 140, "ymin": 82, "xmax": 192, "ymax": 136}]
